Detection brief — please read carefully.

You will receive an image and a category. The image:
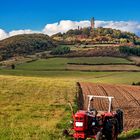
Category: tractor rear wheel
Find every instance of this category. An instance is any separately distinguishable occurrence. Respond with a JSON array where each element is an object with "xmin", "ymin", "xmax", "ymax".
[
  {"xmin": 104, "ymin": 119, "xmax": 118, "ymax": 140},
  {"xmin": 96, "ymin": 131, "xmax": 103, "ymax": 140}
]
